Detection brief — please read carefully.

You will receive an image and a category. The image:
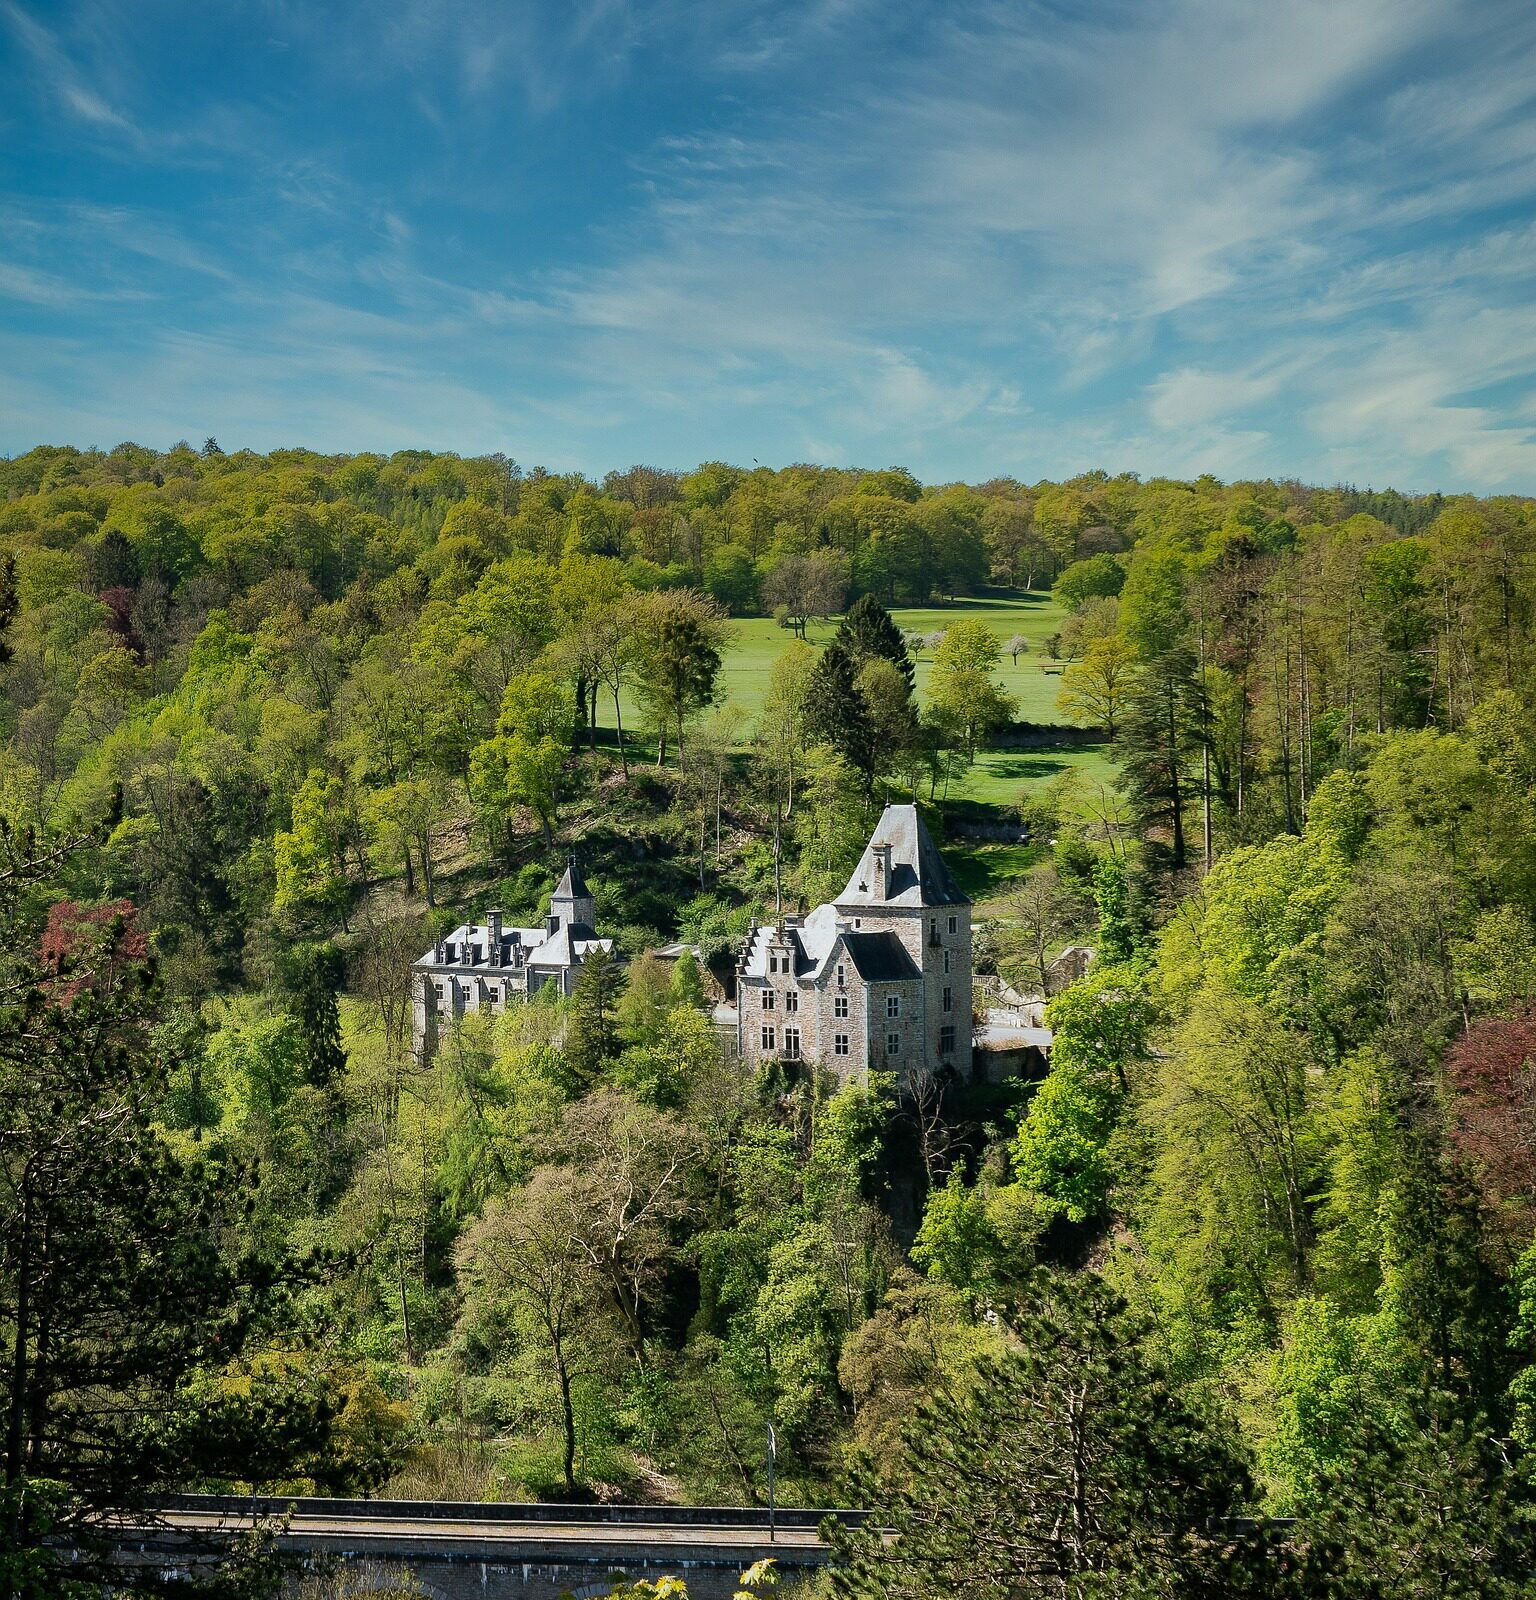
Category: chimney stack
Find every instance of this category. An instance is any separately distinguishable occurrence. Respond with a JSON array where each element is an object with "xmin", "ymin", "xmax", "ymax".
[
  {"xmin": 488, "ymin": 909, "xmax": 503, "ymax": 966},
  {"xmin": 873, "ymin": 841, "xmax": 893, "ymax": 898}
]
